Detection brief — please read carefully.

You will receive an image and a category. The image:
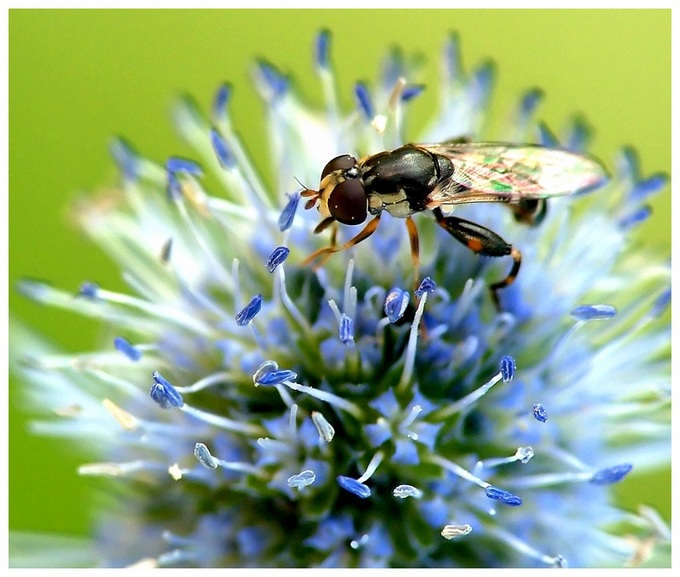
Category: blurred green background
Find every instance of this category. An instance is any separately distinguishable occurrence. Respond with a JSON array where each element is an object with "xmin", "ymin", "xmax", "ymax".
[{"xmin": 9, "ymin": 9, "xmax": 670, "ymax": 543}]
